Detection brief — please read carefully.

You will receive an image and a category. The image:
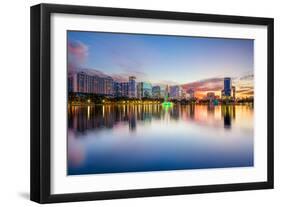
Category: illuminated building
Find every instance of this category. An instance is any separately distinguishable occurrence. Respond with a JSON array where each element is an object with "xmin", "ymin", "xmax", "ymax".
[
  {"xmin": 137, "ymin": 82, "xmax": 152, "ymax": 98},
  {"xmin": 113, "ymin": 76, "xmax": 137, "ymax": 98},
  {"xmin": 170, "ymin": 85, "xmax": 181, "ymax": 99},
  {"xmin": 160, "ymin": 85, "xmax": 166, "ymax": 98},
  {"xmin": 68, "ymin": 71, "xmax": 113, "ymax": 95},
  {"xmin": 120, "ymin": 82, "xmax": 129, "ymax": 97},
  {"xmin": 113, "ymin": 82, "xmax": 122, "ymax": 97},
  {"xmin": 103, "ymin": 77, "xmax": 114, "ymax": 95},
  {"xmin": 128, "ymin": 76, "xmax": 137, "ymax": 98},
  {"xmin": 152, "ymin": 86, "xmax": 161, "ymax": 98},
  {"xmin": 222, "ymin": 77, "xmax": 232, "ymax": 97}
]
